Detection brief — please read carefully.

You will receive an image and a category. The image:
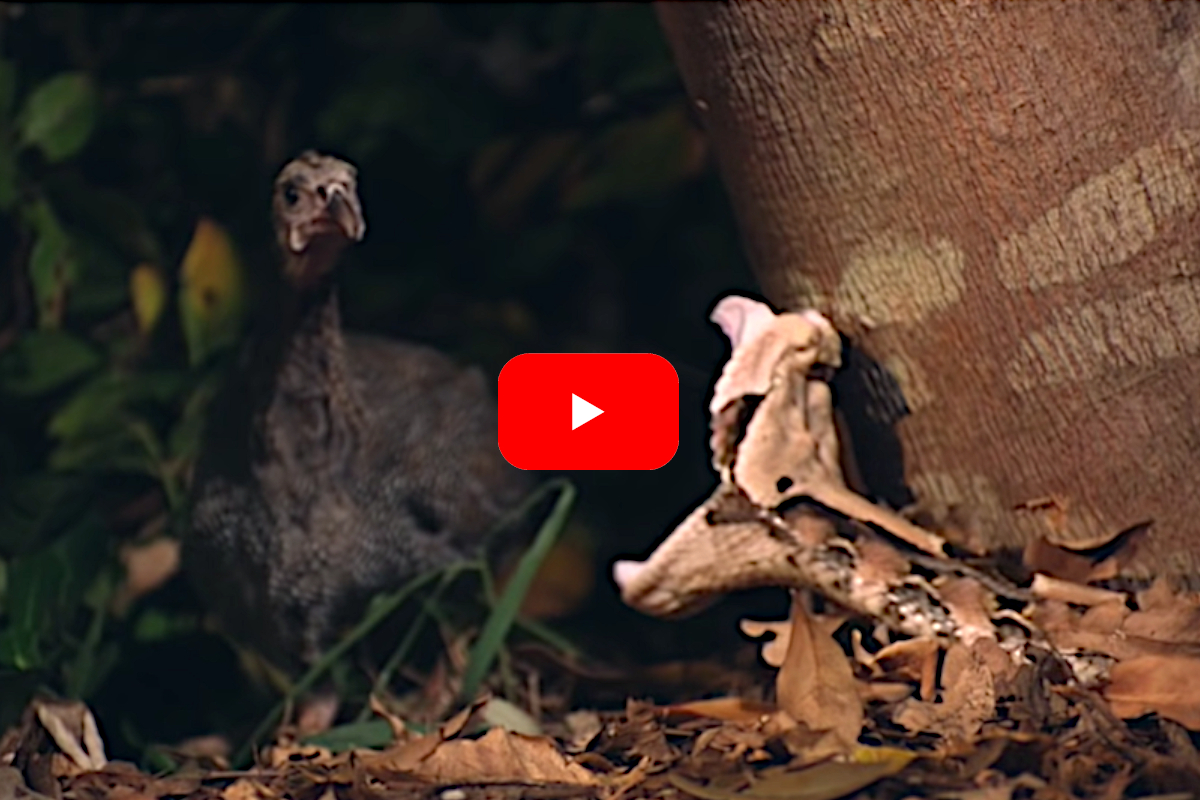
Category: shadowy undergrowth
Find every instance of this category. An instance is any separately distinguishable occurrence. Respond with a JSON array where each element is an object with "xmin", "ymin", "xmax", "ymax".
[{"xmin": 0, "ymin": 3, "xmax": 757, "ymax": 760}]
